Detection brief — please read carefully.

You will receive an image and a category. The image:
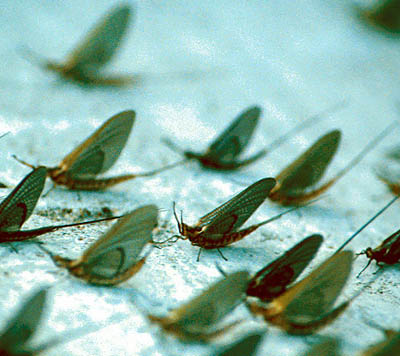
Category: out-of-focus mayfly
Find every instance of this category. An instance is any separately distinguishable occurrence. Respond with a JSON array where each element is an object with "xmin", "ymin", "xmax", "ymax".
[
  {"xmin": 163, "ymin": 102, "xmax": 346, "ymax": 171},
  {"xmin": 23, "ymin": 5, "xmax": 135, "ymax": 86},
  {"xmin": 147, "ymin": 271, "xmax": 249, "ymax": 341},
  {"xmin": 0, "ymin": 167, "xmax": 120, "ymax": 242},
  {"xmin": 39, "ymin": 205, "xmax": 157, "ymax": 286},
  {"xmin": 269, "ymin": 122, "xmax": 397, "ymax": 205},
  {"xmin": 215, "ymin": 332, "xmax": 265, "ymax": 356},
  {"xmin": 248, "ymin": 251, "xmax": 353, "ymax": 335},
  {"xmin": 357, "ymin": 0, "xmax": 400, "ymax": 35},
  {"xmin": 299, "ymin": 338, "xmax": 340, "ymax": 356},
  {"xmin": 246, "ymin": 234, "xmax": 323, "ymax": 302},
  {"xmin": 361, "ymin": 328, "xmax": 400, "ymax": 356},
  {"xmin": 332, "ymin": 195, "xmax": 399, "ymax": 276},
  {"xmin": 169, "ymin": 178, "xmax": 312, "ymax": 260},
  {"xmin": 0, "ymin": 289, "xmax": 49, "ymax": 355},
  {"xmin": 14, "ymin": 111, "xmax": 179, "ymax": 191}
]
